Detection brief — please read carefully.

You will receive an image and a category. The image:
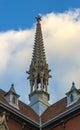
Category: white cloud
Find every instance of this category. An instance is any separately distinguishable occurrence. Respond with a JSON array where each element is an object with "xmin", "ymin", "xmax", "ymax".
[
  {"xmin": 0, "ymin": 9, "xmax": 80, "ymax": 104},
  {"xmin": 42, "ymin": 9, "xmax": 80, "ymax": 102}
]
